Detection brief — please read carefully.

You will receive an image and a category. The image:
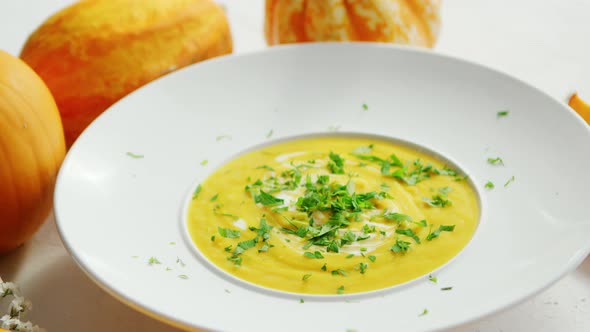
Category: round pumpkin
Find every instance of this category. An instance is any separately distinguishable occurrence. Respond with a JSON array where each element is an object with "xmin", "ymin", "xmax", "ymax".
[
  {"xmin": 20, "ymin": 0, "xmax": 233, "ymax": 147},
  {"xmin": 0, "ymin": 50, "xmax": 66, "ymax": 254},
  {"xmin": 265, "ymin": 0, "xmax": 441, "ymax": 48}
]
